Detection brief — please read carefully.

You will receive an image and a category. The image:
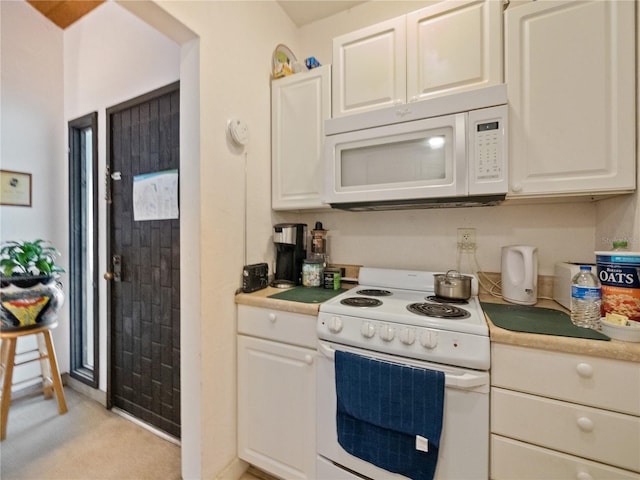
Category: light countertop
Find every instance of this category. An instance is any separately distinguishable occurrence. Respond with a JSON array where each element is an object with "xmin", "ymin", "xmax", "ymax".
[
  {"xmin": 235, "ymin": 287, "xmax": 322, "ymax": 316},
  {"xmin": 479, "ymin": 294, "xmax": 640, "ymax": 363},
  {"xmin": 235, "ymin": 288, "xmax": 640, "ymax": 363}
]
